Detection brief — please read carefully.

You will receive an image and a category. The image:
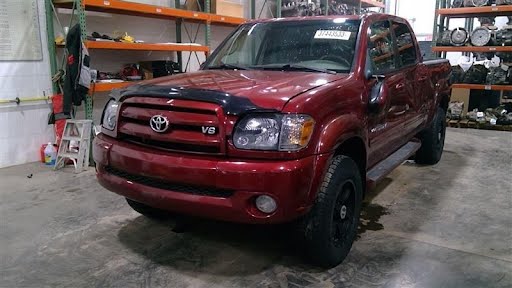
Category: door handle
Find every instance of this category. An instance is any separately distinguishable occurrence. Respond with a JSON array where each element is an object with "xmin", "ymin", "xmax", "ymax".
[
  {"xmin": 389, "ymin": 105, "xmax": 407, "ymax": 116},
  {"xmin": 393, "ymin": 110, "xmax": 406, "ymax": 116},
  {"xmin": 395, "ymin": 83, "xmax": 405, "ymax": 90}
]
